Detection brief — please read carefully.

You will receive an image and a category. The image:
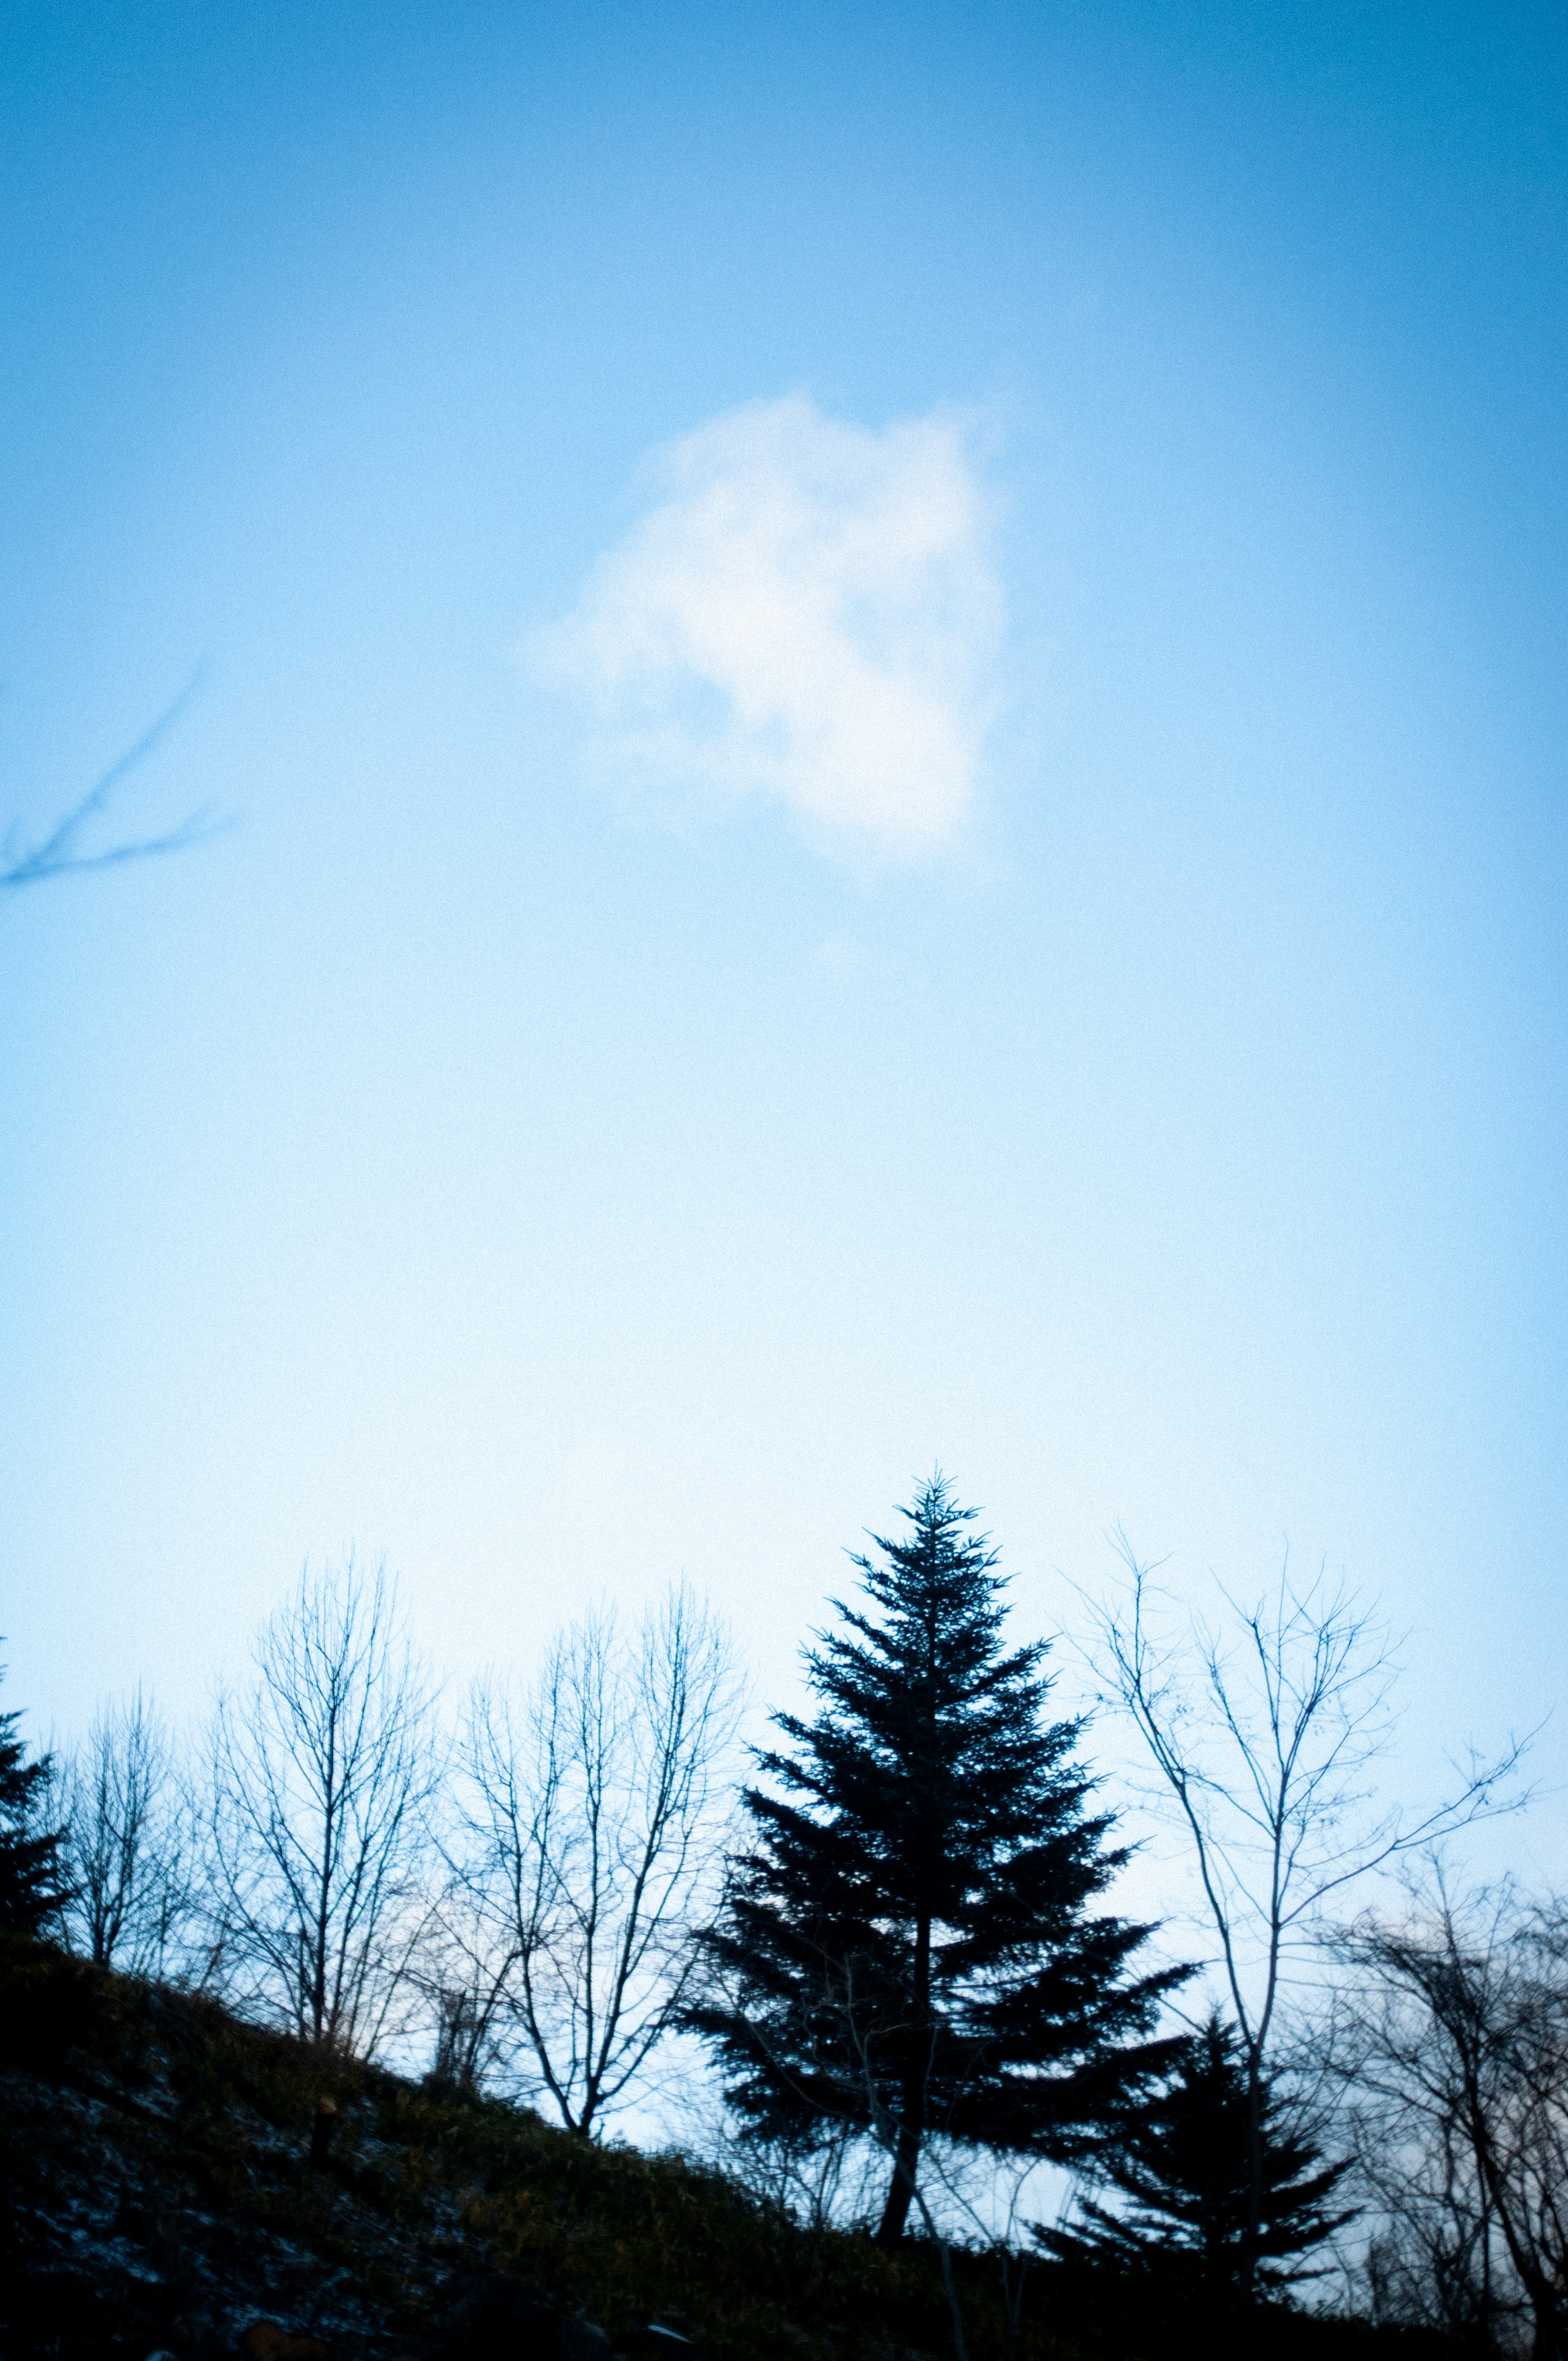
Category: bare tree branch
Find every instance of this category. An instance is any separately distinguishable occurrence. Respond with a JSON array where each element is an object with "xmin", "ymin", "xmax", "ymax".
[
  {"xmin": 2, "ymin": 677, "xmax": 229, "ymax": 894},
  {"xmin": 453, "ymin": 1581, "xmax": 741, "ymax": 2134},
  {"xmin": 54, "ymin": 1688, "xmax": 196, "ymax": 1978},
  {"xmin": 1336, "ymin": 1872, "xmax": 1568, "ymax": 2357},
  {"xmin": 1075, "ymin": 1539, "xmax": 1530, "ymax": 2302},
  {"xmin": 202, "ymin": 1554, "xmax": 441, "ymax": 2056}
]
